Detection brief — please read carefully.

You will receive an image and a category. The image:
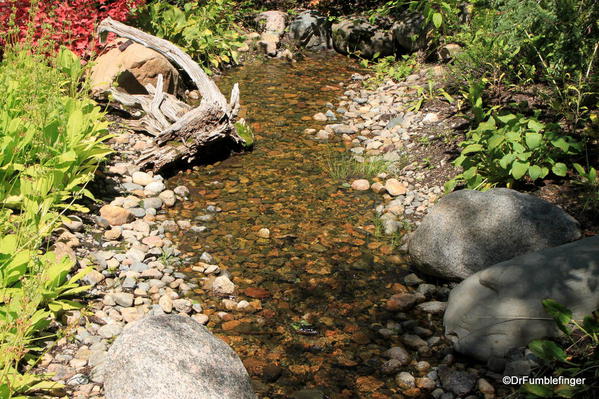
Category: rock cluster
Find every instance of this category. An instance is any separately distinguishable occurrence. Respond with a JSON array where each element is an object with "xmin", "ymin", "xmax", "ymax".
[{"xmin": 35, "ymin": 131, "xmax": 246, "ymax": 399}]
